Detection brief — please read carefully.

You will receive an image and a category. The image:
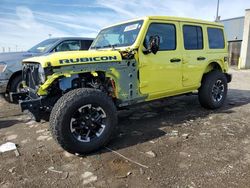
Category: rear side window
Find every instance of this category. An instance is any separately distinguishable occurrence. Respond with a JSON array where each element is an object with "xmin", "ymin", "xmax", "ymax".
[
  {"xmin": 183, "ymin": 25, "xmax": 203, "ymax": 50},
  {"xmin": 55, "ymin": 40, "xmax": 81, "ymax": 52},
  {"xmin": 207, "ymin": 28, "xmax": 225, "ymax": 49},
  {"xmin": 144, "ymin": 23, "xmax": 176, "ymax": 50}
]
